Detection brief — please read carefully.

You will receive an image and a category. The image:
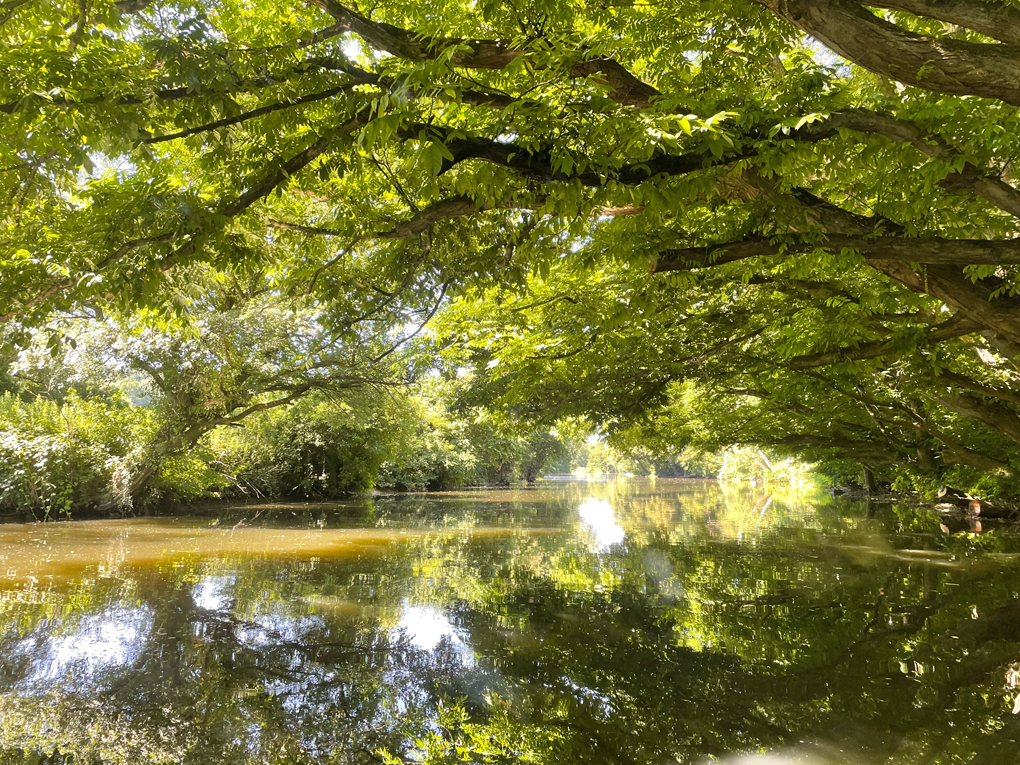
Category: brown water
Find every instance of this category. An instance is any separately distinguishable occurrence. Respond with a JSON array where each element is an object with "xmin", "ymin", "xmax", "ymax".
[{"xmin": 0, "ymin": 479, "xmax": 1018, "ymax": 764}]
